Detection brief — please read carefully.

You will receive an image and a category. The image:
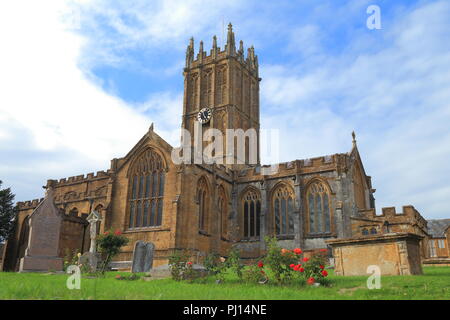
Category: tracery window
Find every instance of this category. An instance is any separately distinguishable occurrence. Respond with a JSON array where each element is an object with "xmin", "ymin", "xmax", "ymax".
[
  {"xmin": 272, "ymin": 184, "xmax": 295, "ymax": 236},
  {"xmin": 197, "ymin": 177, "xmax": 209, "ymax": 232},
  {"xmin": 242, "ymin": 188, "xmax": 261, "ymax": 239},
  {"xmin": 362, "ymin": 228, "xmax": 369, "ymax": 236},
  {"xmin": 306, "ymin": 180, "xmax": 331, "ymax": 234},
  {"xmin": 128, "ymin": 148, "xmax": 165, "ymax": 229},
  {"xmin": 370, "ymin": 227, "xmax": 377, "ymax": 235}
]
